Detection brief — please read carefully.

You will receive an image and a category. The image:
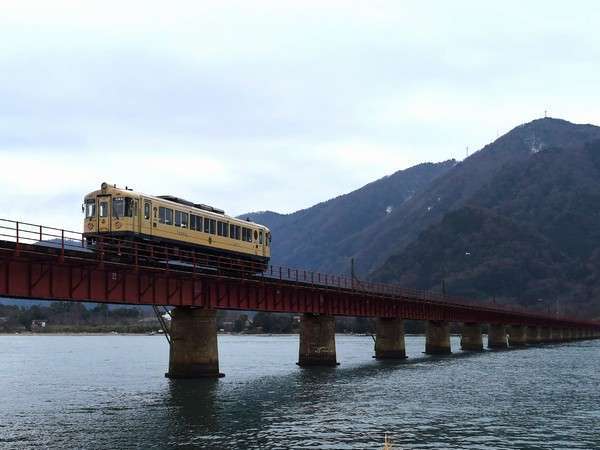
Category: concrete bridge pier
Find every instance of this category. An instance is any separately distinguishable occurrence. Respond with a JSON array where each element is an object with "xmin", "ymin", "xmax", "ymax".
[
  {"xmin": 488, "ymin": 324, "xmax": 508, "ymax": 349},
  {"xmin": 425, "ymin": 321, "xmax": 451, "ymax": 355},
  {"xmin": 508, "ymin": 325, "xmax": 527, "ymax": 347},
  {"xmin": 374, "ymin": 318, "xmax": 407, "ymax": 359},
  {"xmin": 526, "ymin": 326, "xmax": 541, "ymax": 345},
  {"xmin": 166, "ymin": 307, "xmax": 223, "ymax": 379},
  {"xmin": 460, "ymin": 323, "xmax": 483, "ymax": 351},
  {"xmin": 551, "ymin": 328, "xmax": 563, "ymax": 342},
  {"xmin": 540, "ymin": 327, "xmax": 552, "ymax": 343},
  {"xmin": 298, "ymin": 314, "xmax": 338, "ymax": 366}
]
